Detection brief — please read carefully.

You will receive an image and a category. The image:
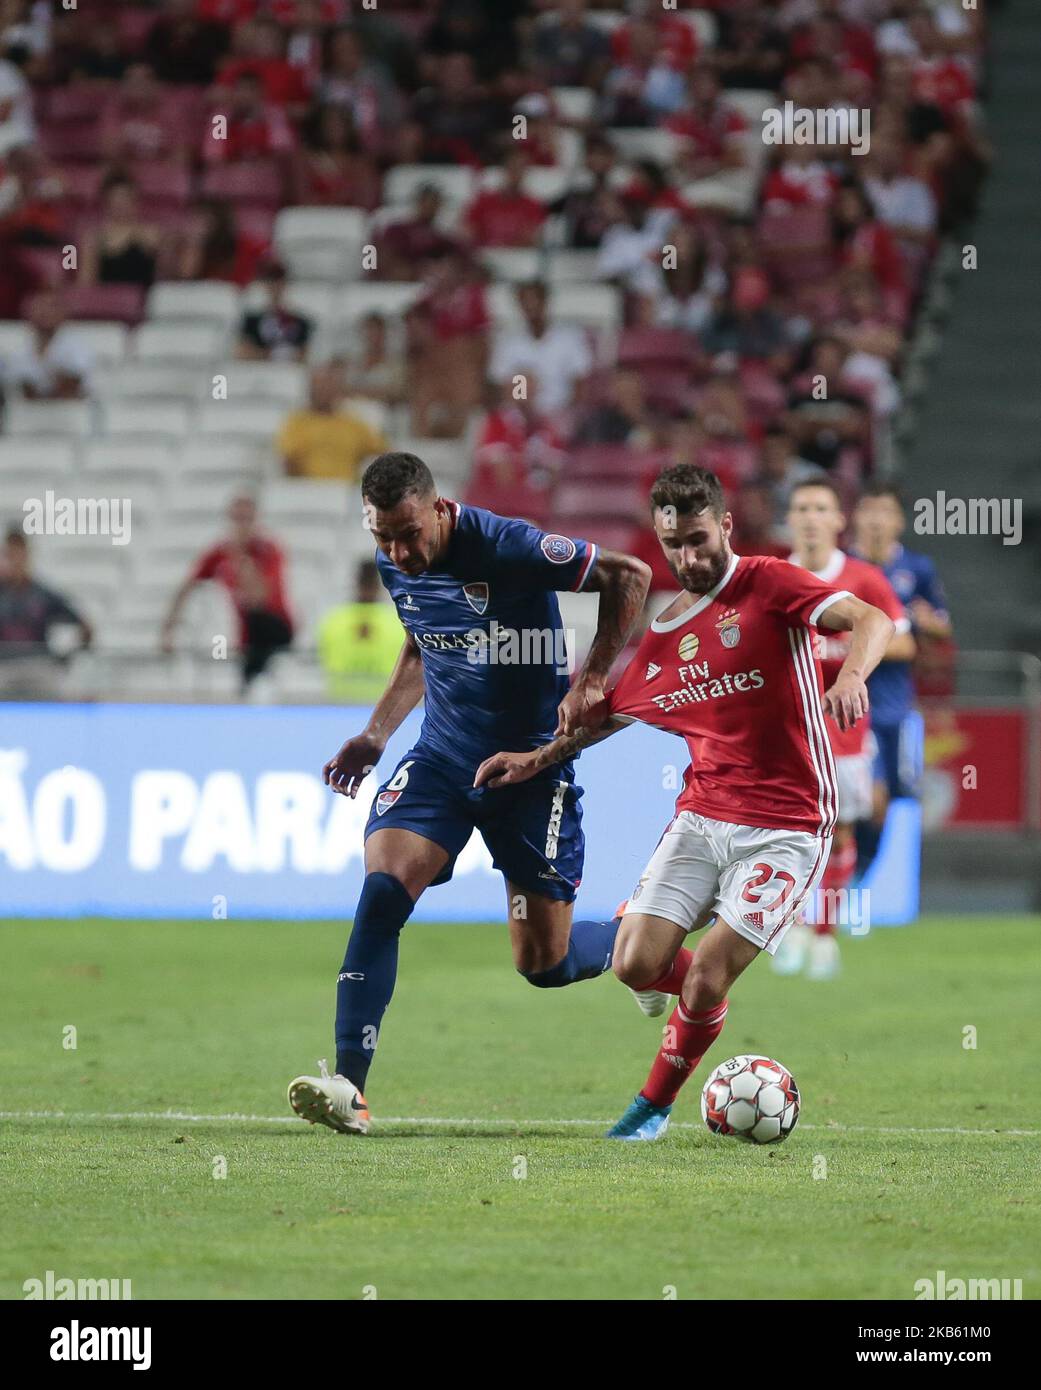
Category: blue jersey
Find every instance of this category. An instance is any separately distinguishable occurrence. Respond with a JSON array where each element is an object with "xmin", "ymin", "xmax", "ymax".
[
  {"xmin": 376, "ymin": 501, "xmax": 598, "ymax": 777},
  {"xmin": 857, "ymin": 543, "xmax": 948, "ymax": 726}
]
